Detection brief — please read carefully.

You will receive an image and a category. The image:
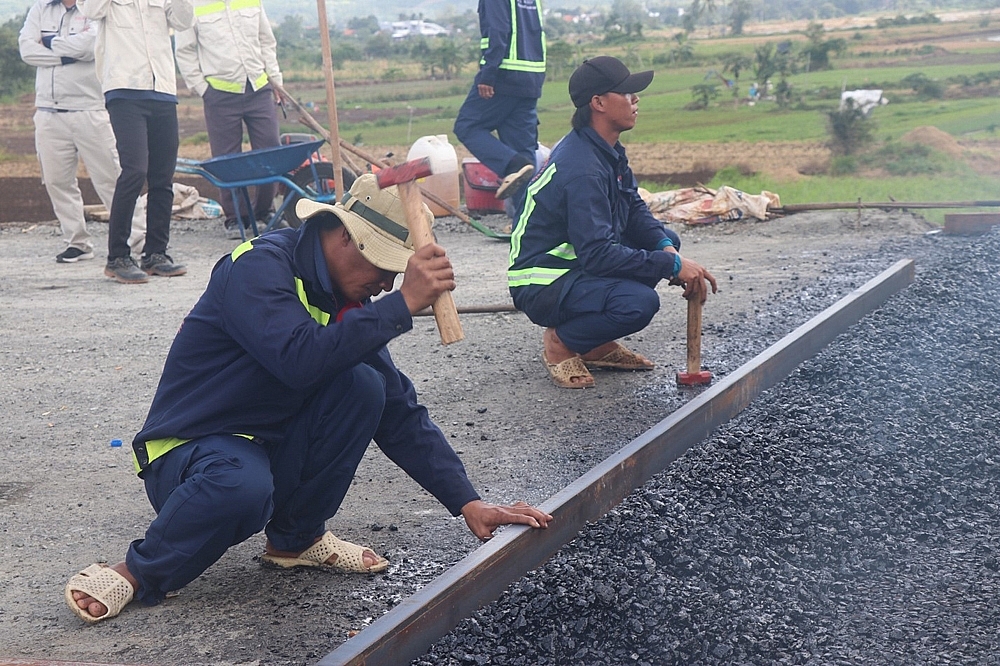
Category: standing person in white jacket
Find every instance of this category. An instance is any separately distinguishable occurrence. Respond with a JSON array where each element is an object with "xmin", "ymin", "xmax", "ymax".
[
  {"xmin": 175, "ymin": 0, "xmax": 283, "ymax": 240},
  {"xmin": 79, "ymin": 0, "xmax": 193, "ymax": 284},
  {"xmin": 18, "ymin": 0, "xmax": 145, "ymax": 263}
]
